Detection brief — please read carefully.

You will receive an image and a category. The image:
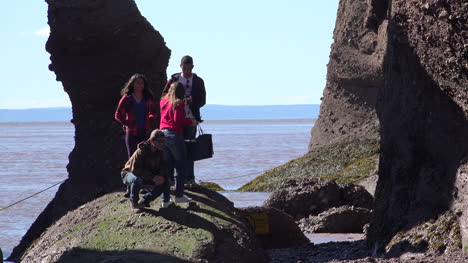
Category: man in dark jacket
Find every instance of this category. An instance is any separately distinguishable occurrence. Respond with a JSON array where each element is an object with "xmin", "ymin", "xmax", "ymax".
[
  {"xmin": 163, "ymin": 55, "xmax": 206, "ymax": 186},
  {"xmin": 121, "ymin": 129, "xmax": 171, "ymax": 209}
]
